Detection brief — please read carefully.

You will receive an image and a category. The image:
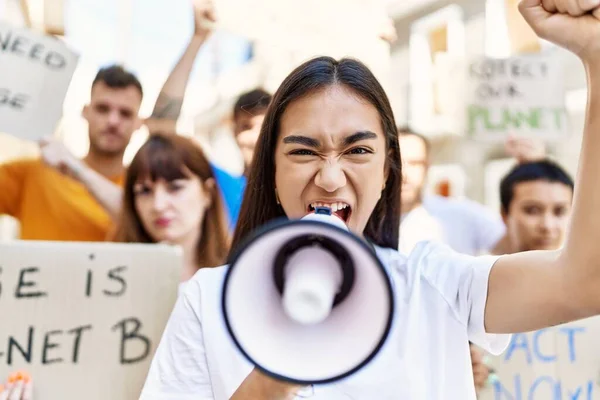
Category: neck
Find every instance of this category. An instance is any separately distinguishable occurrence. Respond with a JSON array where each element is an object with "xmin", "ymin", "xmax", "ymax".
[
  {"xmin": 83, "ymin": 151, "xmax": 125, "ymax": 178},
  {"xmin": 401, "ymin": 200, "xmax": 422, "ymax": 215},
  {"xmin": 179, "ymin": 229, "xmax": 203, "ymax": 282}
]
